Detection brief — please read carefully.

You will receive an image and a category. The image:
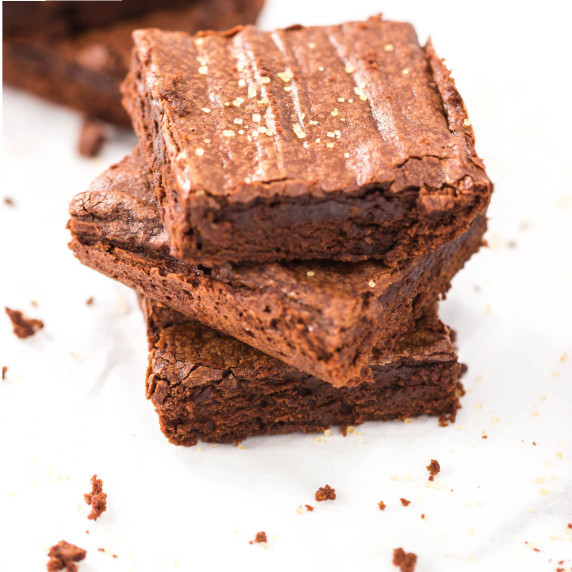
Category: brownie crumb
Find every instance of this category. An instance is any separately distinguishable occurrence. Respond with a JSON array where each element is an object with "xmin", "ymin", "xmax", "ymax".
[
  {"xmin": 400, "ymin": 498, "xmax": 411, "ymax": 507},
  {"xmin": 438, "ymin": 413, "xmax": 452, "ymax": 427},
  {"xmin": 426, "ymin": 459, "xmax": 440, "ymax": 481},
  {"xmin": 315, "ymin": 485, "xmax": 336, "ymax": 502},
  {"xmin": 5, "ymin": 307, "xmax": 44, "ymax": 338},
  {"xmin": 2, "ymin": 366, "xmax": 7, "ymax": 381},
  {"xmin": 85, "ymin": 298, "xmax": 94, "ymax": 306},
  {"xmin": 249, "ymin": 531, "xmax": 267, "ymax": 544},
  {"xmin": 340, "ymin": 425, "xmax": 348, "ymax": 436},
  {"xmin": 4, "ymin": 197, "xmax": 15, "ymax": 207},
  {"xmin": 84, "ymin": 475, "xmax": 107, "ymax": 521},
  {"xmin": 568, "ymin": 523, "xmax": 572, "ymax": 529},
  {"xmin": 378, "ymin": 501, "xmax": 386, "ymax": 511},
  {"xmin": 78, "ymin": 117, "xmax": 108, "ymax": 158},
  {"xmin": 421, "ymin": 513, "xmax": 425, "ymax": 519},
  {"xmin": 47, "ymin": 540, "xmax": 86, "ymax": 572},
  {"xmin": 305, "ymin": 504, "xmax": 314, "ymax": 512},
  {"xmin": 393, "ymin": 547, "xmax": 417, "ymax": 572}
]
